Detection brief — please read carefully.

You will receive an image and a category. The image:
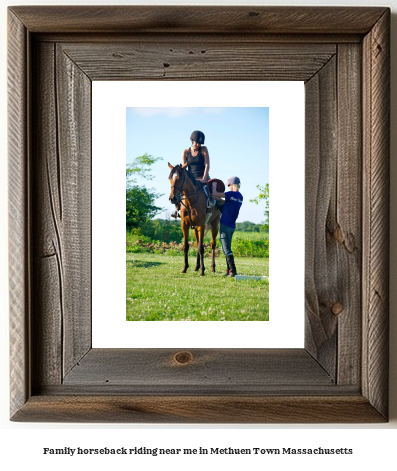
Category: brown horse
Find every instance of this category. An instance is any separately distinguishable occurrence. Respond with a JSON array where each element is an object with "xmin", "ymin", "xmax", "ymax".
[{"xmin": 168, "ymin": 162, "xmax": 221, "ymax": 276}]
